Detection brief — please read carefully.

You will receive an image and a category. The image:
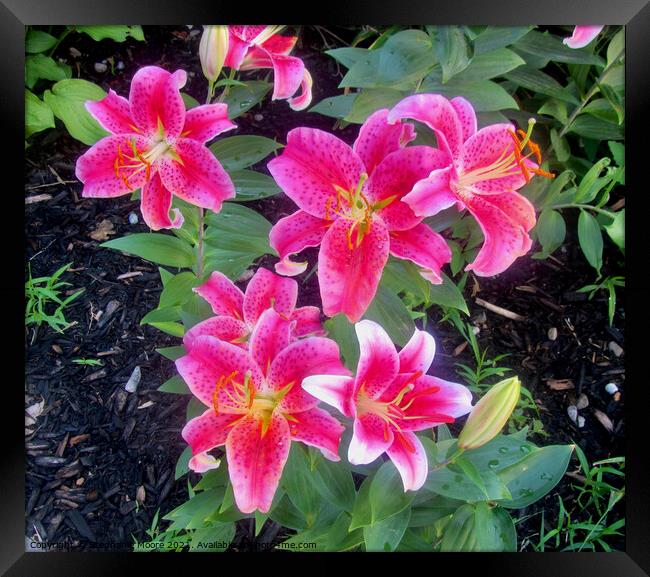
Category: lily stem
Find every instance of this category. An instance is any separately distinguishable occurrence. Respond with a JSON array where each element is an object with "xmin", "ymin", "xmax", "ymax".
[
  {"xmin": 196, "ymin": 207, "xmax": 205, "ymax": 278},
  {"xmin": 551, "ymin": 203, "xmax": 616, "ymax": 218},
  {"xmin": 217, "ymin": 68, "xmax": 237, "ymax": 103}
]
